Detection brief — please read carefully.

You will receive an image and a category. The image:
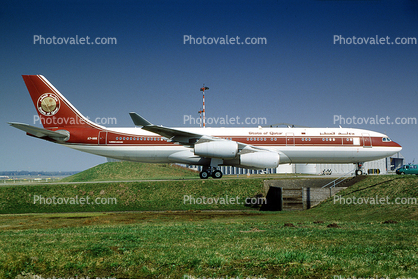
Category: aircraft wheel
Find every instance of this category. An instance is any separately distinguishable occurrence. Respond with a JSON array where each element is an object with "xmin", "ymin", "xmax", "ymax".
[
  {"xmin": 212, "ymin": 170, "xmax": 223, "ymax": 179},
  {"xmin": 199, "ymin": 171, "xmax": 209, "ymax": 179},
  {"xmin": 356, "ymin": 170, "xmax": 363, "ymax": 176}
]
